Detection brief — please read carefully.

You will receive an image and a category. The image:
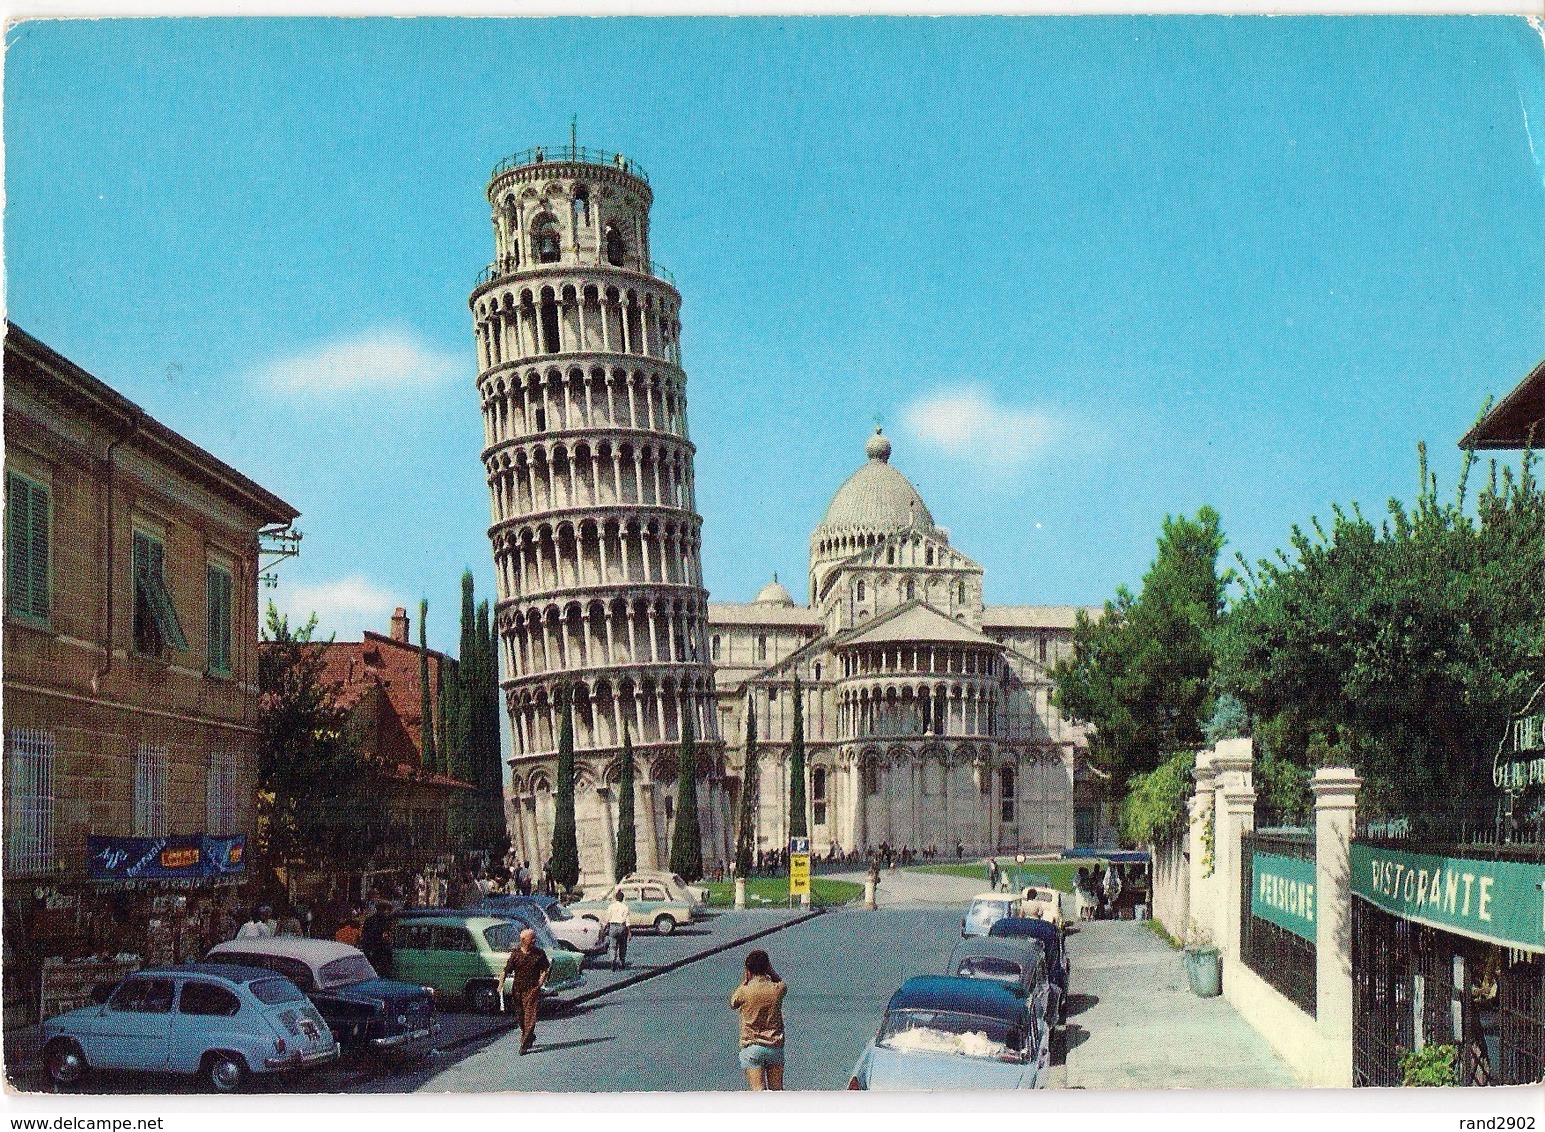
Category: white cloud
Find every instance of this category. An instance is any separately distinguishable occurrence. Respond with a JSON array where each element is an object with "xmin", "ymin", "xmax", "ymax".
[
  {"xmin": 273, "ymin": 575, "xmax": 399, "ymax": 642},
  {"xmin": 257, "ymin": 327, "xmax": 460, "ymax": 393},
  {"xmin": 903, "ymin": 385, "xmax": 1055, "ymax": 468}
]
